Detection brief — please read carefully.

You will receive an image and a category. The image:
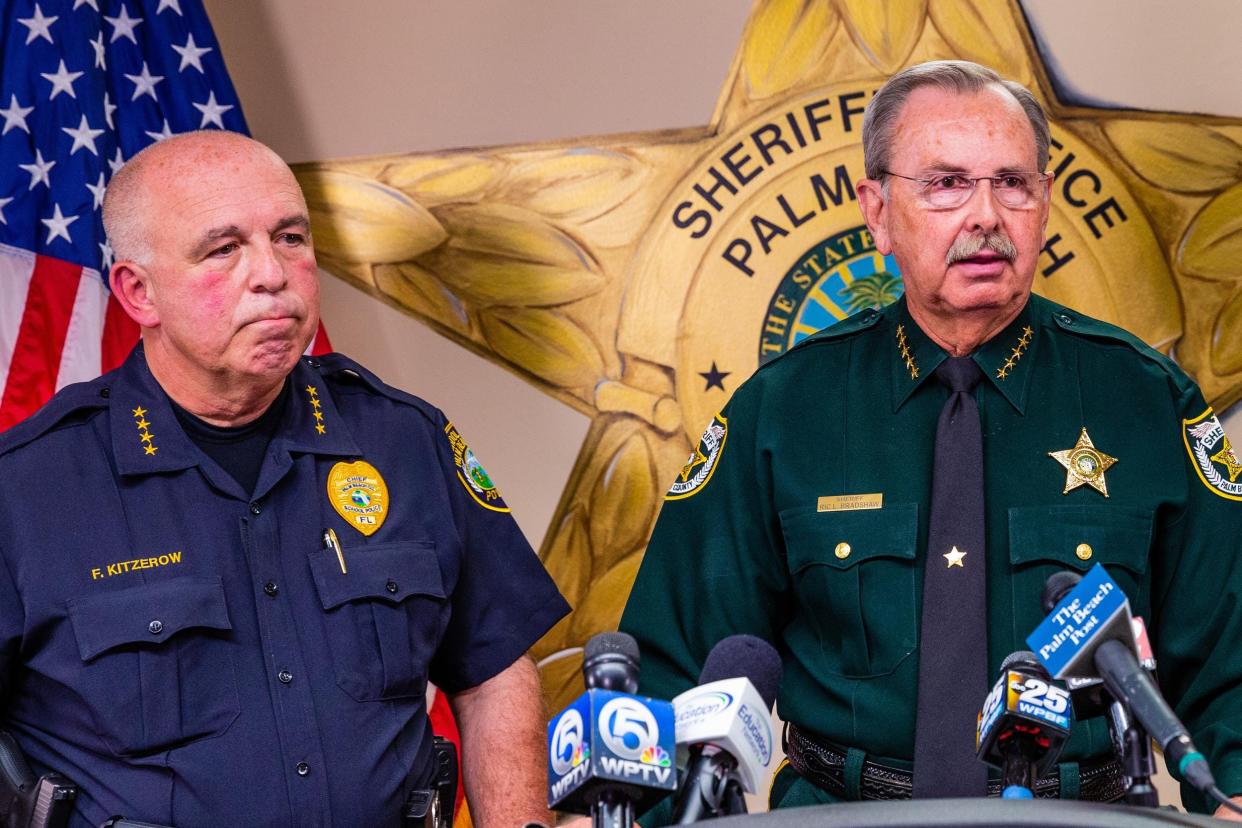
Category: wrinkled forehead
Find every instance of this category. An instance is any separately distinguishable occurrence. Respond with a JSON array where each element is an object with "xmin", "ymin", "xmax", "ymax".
[{"xmin": 889, "ymin": 84, "xmax": 1038, "ymax": 171}]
